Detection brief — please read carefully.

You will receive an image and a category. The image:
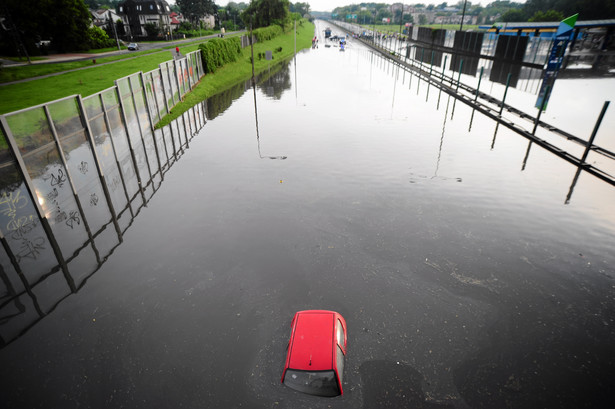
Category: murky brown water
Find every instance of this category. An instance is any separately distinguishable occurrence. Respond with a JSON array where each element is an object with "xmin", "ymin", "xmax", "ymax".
[{"xmin": 1, "ymin": 21, "xmax": 614, "ymax": 408}]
